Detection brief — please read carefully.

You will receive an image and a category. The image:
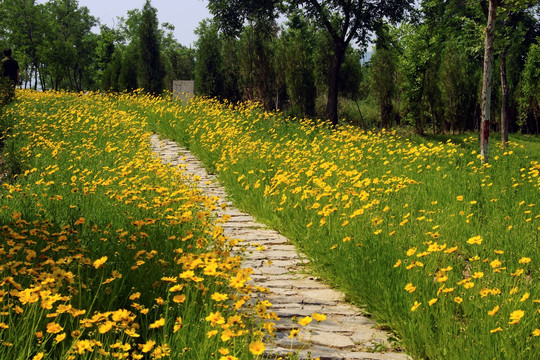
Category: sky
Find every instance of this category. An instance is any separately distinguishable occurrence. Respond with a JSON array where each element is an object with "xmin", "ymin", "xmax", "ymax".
[{"xmin": 77, "ymin": 0, "xmax": 211, "ymax": 48}]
